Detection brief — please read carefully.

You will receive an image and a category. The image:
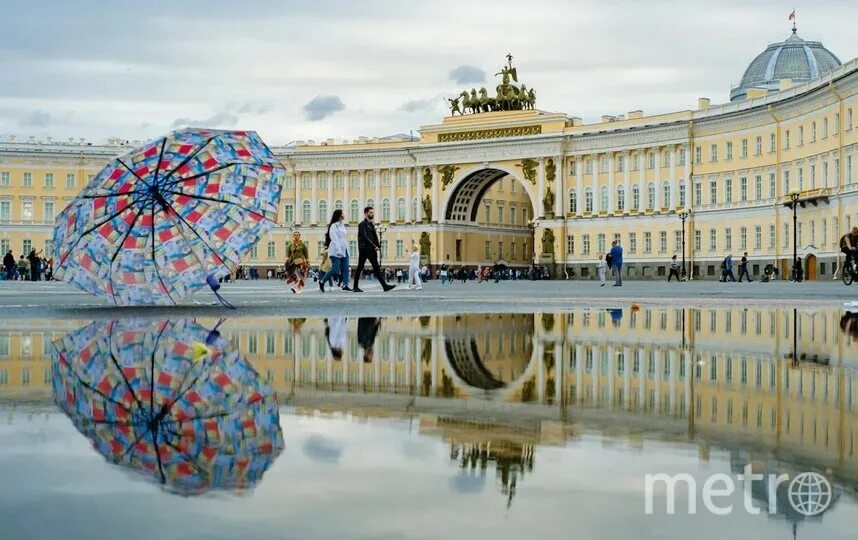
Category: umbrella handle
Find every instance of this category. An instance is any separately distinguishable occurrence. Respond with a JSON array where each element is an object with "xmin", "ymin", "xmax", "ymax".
[{"xmin": 206, "ymin": 274, "xmax": 235, "ymax": 309}]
